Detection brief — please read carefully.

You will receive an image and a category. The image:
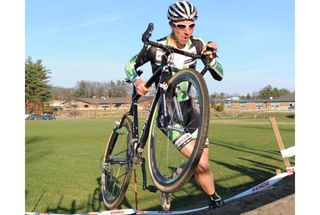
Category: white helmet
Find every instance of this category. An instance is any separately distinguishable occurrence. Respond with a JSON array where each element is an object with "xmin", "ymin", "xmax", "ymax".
[{"xmin": 167, "ymin": 1, "xmax": 198, "ymax": 22}]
